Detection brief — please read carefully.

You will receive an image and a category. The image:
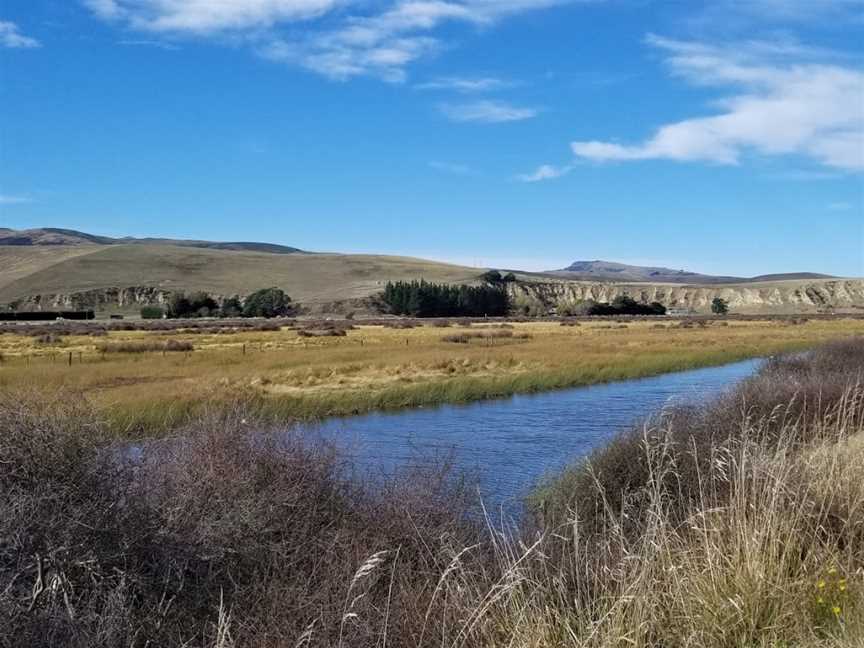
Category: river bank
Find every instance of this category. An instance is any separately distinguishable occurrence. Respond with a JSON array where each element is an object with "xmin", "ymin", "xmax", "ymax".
[{"xmin": 1, "ymin": 318, "xmax": 862, "ymax": 437}]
